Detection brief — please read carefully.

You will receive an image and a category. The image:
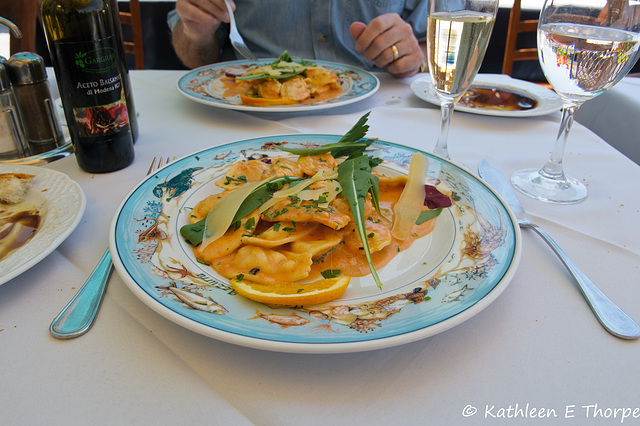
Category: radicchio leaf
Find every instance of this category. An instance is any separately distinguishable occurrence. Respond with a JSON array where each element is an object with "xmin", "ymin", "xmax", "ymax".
[{"xmin": 424, "ymin": 185, "xmax": 452, "ymax": 209}]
